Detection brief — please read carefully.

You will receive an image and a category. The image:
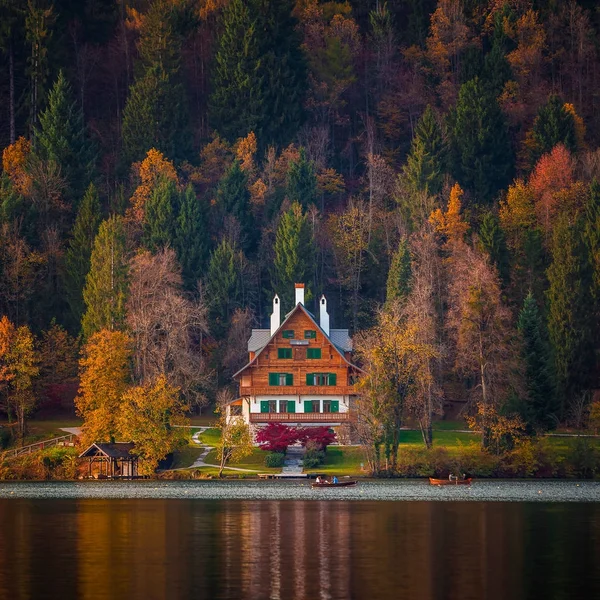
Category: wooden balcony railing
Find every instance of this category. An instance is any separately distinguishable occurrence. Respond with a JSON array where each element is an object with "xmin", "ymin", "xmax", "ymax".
[
  {"xmin": 241, "ymin": 386, "xmax": 357, "ymax": 396},
  {"xmin": 249, "ymin": 412, "xmax": 353, "ymax": 423}
]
